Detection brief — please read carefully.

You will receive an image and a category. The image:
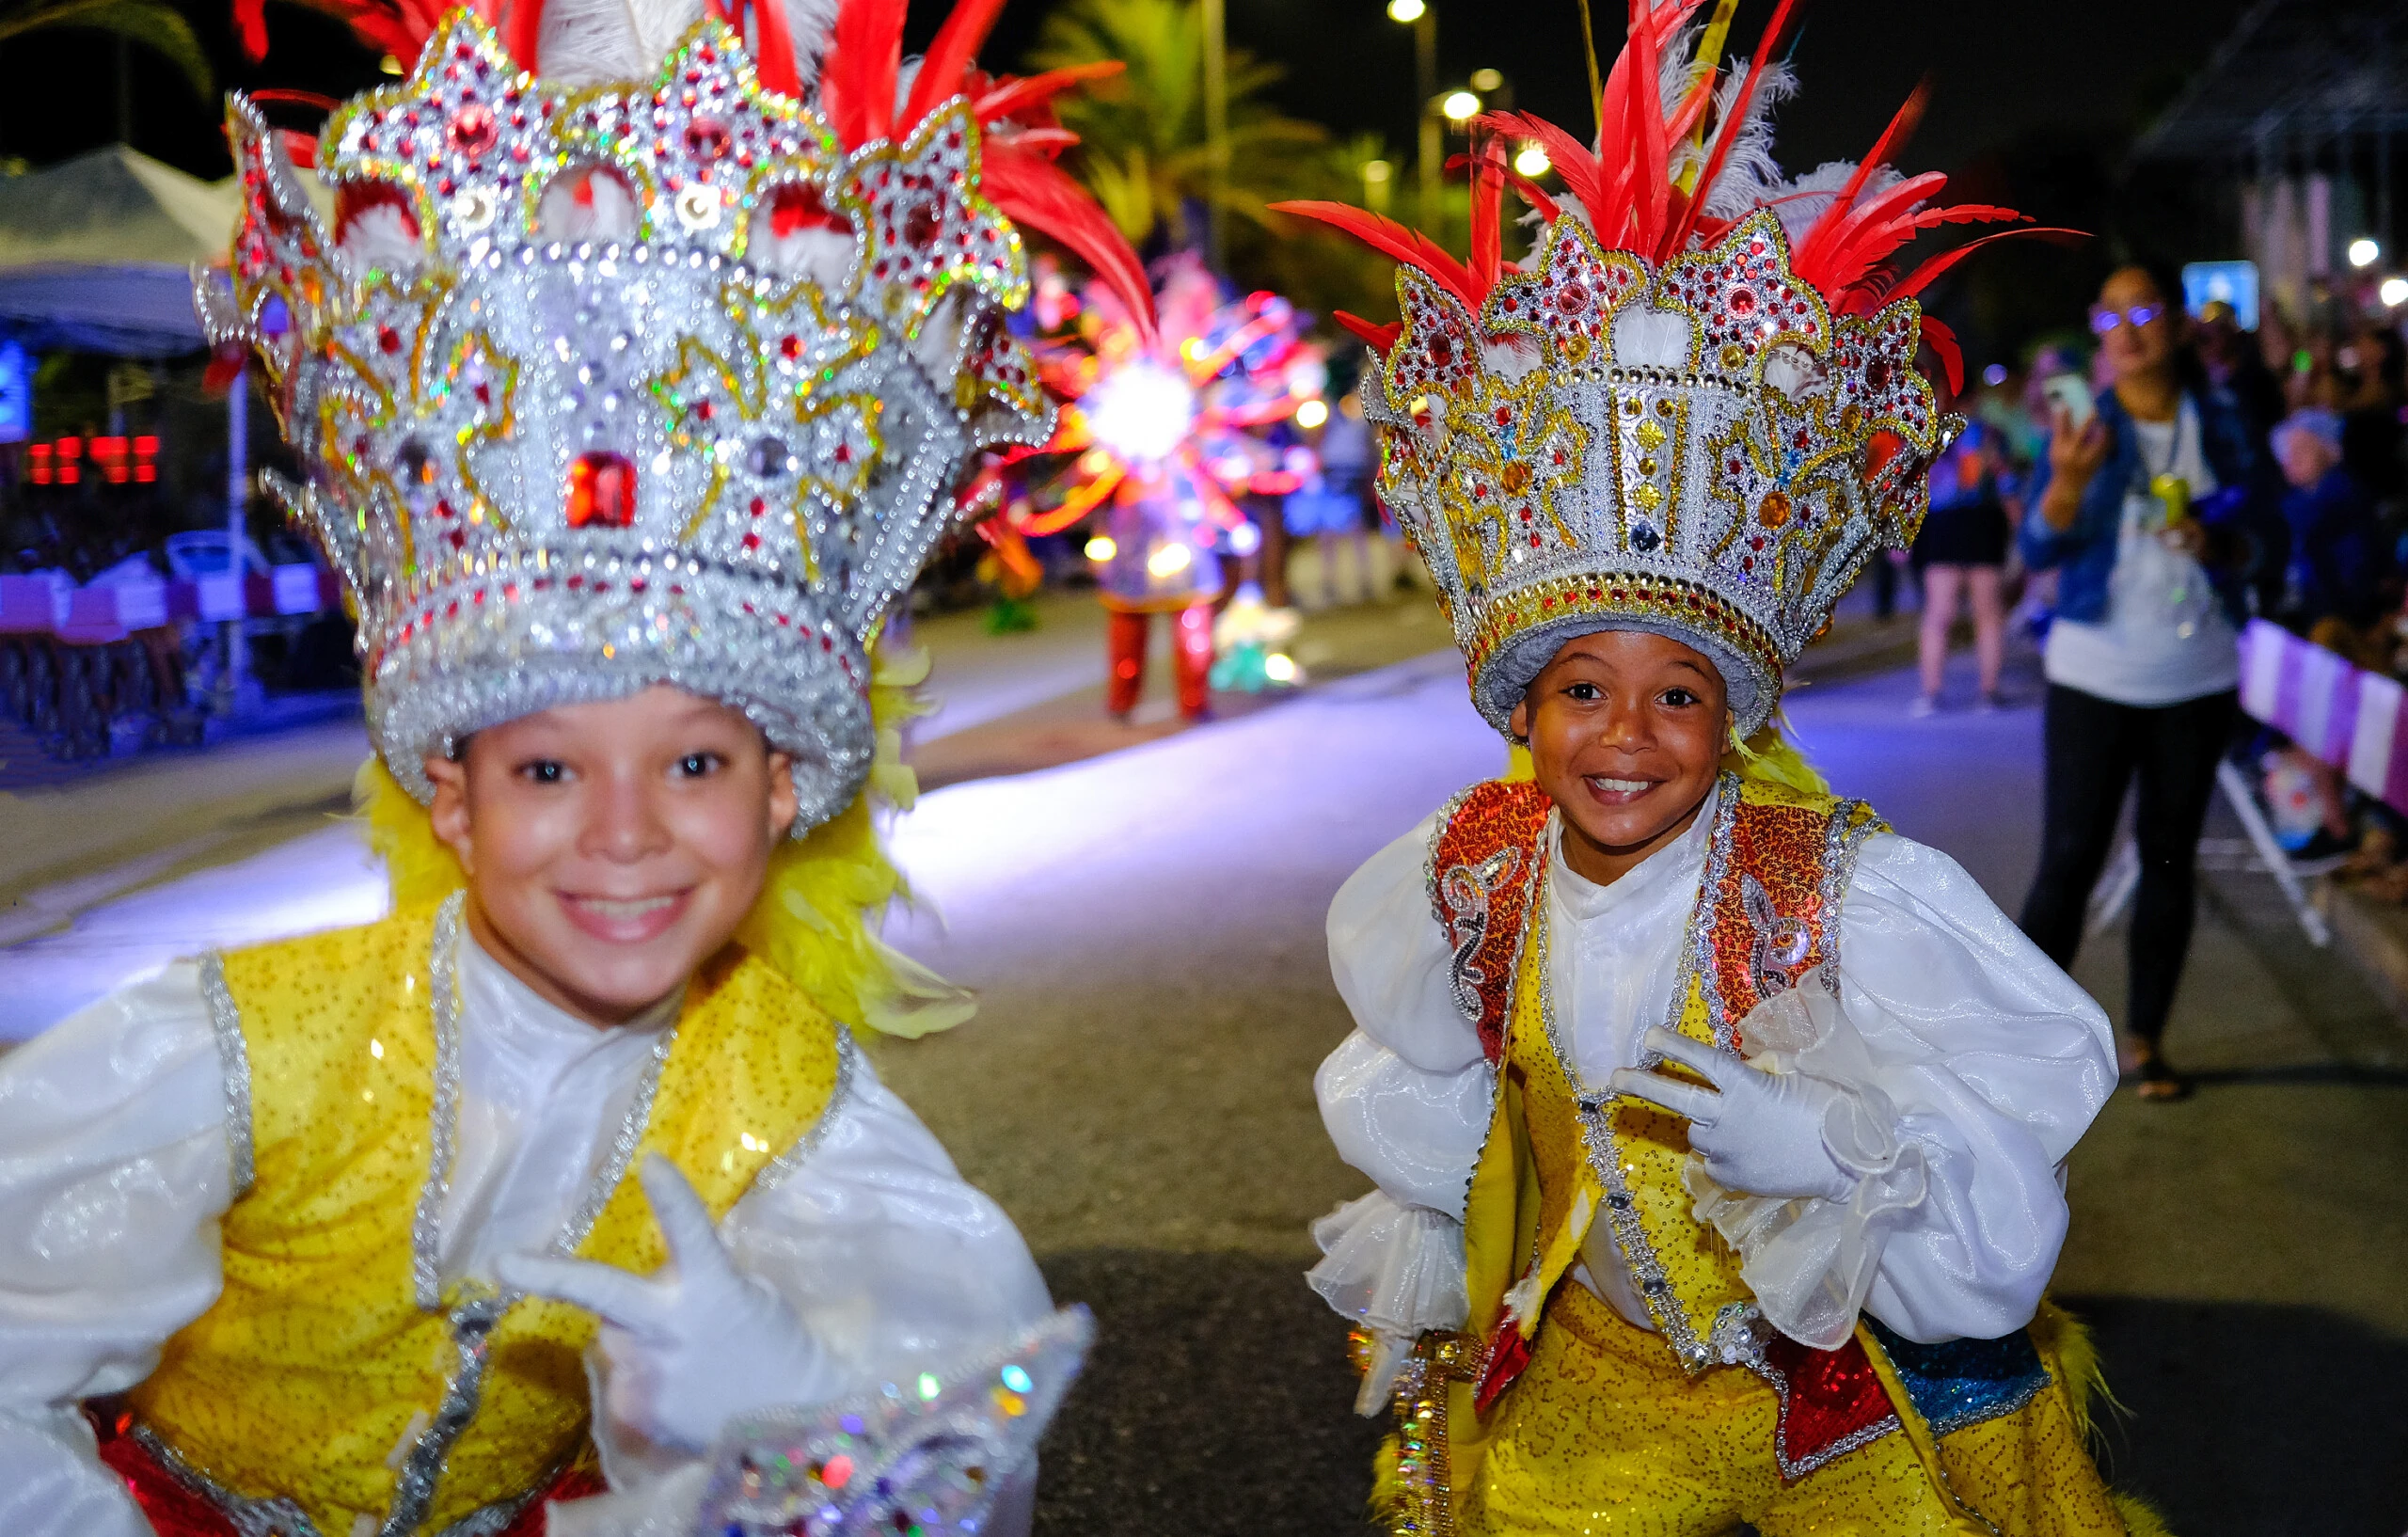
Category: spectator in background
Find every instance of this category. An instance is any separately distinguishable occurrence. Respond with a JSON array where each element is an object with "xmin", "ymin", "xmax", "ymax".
[
  {"xmin": 1910, "ymin": 378, "xmax": 2013, "ymax": 714},
  {"xmin": 2273, "ymin": 407, "xmax": 2387, "ymax": 629},
  {"xmin": 2194, "ymin": 299, "xmax": 2285, "ymax": 446},
  {"xmin": 2017, "ymin": 264, "xmax": 2286, "ymax": 1102}
]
